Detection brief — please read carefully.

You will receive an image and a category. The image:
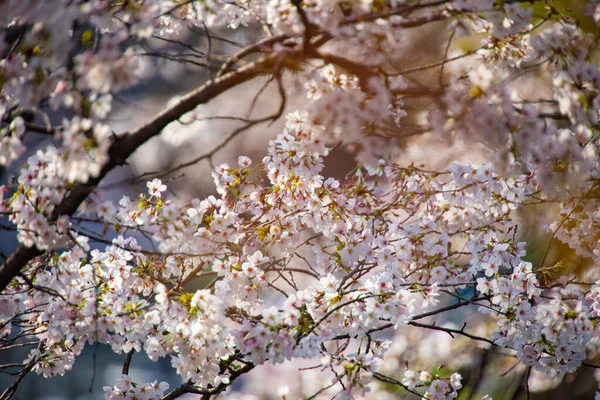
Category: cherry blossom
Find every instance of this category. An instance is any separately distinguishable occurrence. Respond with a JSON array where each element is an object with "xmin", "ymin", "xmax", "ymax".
[{"xmin": 2, "ymin": 0, "xmax": 600, "ymax": 399}]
